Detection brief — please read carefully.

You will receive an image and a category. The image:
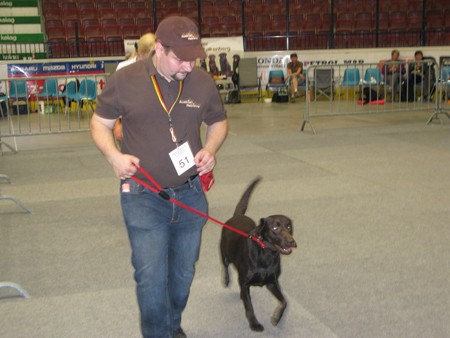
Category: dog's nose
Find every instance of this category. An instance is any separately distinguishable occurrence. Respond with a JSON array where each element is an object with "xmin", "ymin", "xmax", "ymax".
[{"xmin": 289, "ymin": 238, "xmax": 297, "ymax": 248}]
